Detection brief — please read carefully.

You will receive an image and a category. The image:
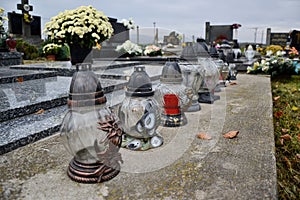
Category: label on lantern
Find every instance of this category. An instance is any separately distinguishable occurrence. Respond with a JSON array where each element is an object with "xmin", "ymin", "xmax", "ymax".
[{"xmin": 163, "ymin": 94, "xmax": 180, "ymax": 115}]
